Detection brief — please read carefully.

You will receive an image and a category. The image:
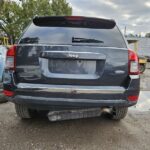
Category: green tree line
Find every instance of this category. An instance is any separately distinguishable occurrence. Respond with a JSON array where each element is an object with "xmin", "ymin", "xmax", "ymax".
[{"xmin": 0, "ymin": 0, "xmax": 72, "ymax": 44}]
